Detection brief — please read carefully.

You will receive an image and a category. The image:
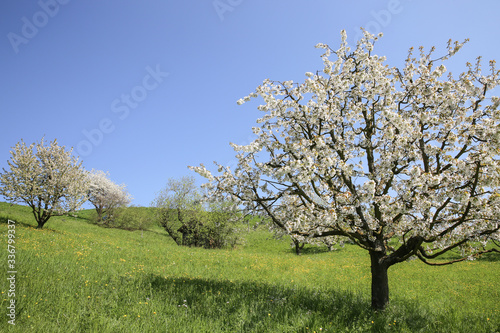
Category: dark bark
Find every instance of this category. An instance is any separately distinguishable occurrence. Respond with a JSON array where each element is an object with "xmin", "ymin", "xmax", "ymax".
[
  {"xmin": 370, "ymin": 250, "xmax": 389, "ymax": 311},
  {"xmin": 32, "ymin": 207, "xmax": 50, "ymax": 229},
  {"xmin": 292, "ymin": 238, "xmax": 305, "ymax": 255},
  {"xmin": 36, "ymin": 217, "xmax": 49, "ymax": 229},
  {"xmin": 95, "ymin": 206, "xmax": 104, "ymax": 223}
]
